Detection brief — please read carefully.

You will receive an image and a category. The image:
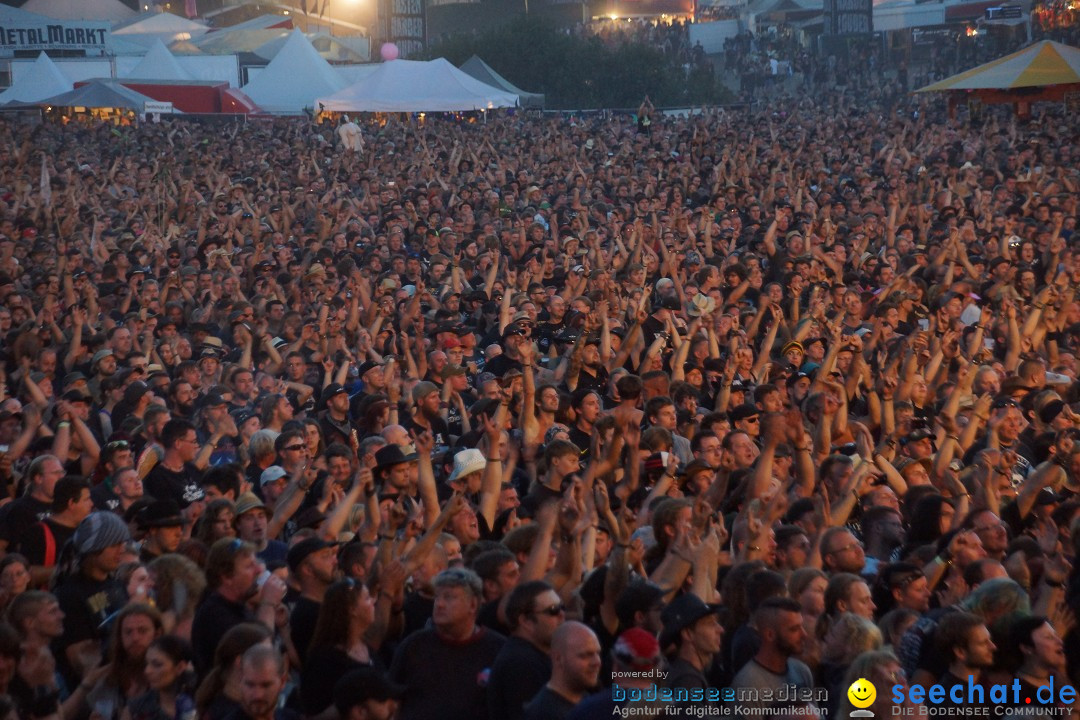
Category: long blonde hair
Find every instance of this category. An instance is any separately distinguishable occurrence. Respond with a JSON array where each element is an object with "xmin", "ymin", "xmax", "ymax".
[{"xmin": 822, "ymin": 612, "xmax": 883, "ymax": 666}]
